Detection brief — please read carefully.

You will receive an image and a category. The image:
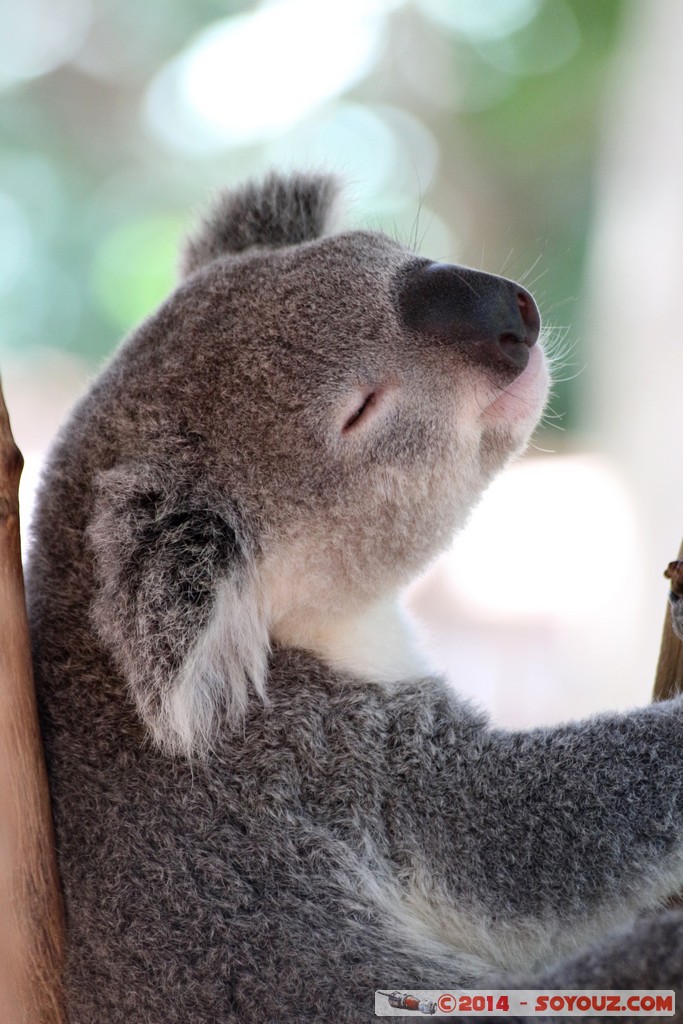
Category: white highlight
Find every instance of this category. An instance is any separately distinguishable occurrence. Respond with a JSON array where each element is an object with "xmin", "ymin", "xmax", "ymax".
[
  {"xmin": 405, "ymin": 453, "xmax": 645, "ymax": 729},
  {"xmin": 145, "ymin": 0, "xmax": 402, "ymax": 152},
  {"xmin": 0, "ymin": 0, "xmax": 90, "ymax": 89},
  {"xmin": 439, "ymin": 454, "xmax": 637, "ymax": 621}
]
